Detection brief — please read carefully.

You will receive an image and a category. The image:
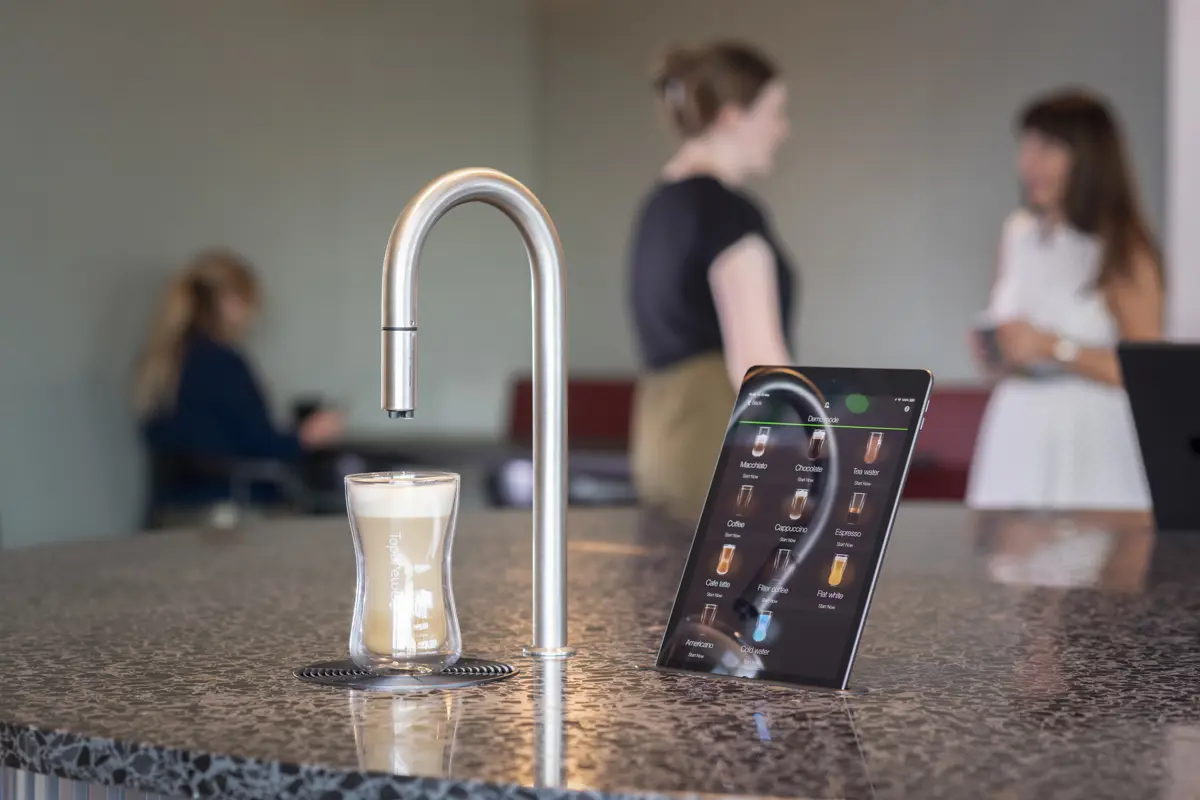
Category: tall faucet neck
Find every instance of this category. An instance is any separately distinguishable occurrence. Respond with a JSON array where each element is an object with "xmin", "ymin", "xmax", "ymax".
[
  {"xmin": 379, "ymin": 168, "xmax": 573, "ymax": 658},
  {"xmin": 382, "ymin": 168, "xmax": 561, "ymax": 332}
]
